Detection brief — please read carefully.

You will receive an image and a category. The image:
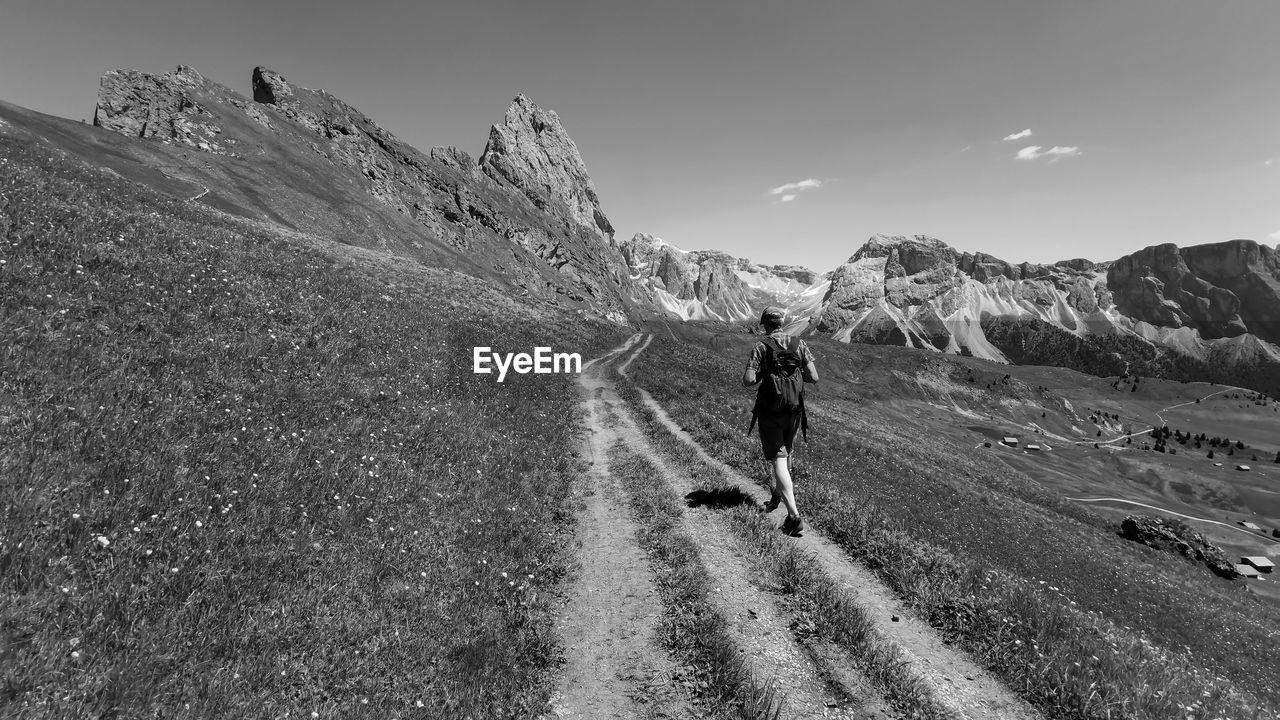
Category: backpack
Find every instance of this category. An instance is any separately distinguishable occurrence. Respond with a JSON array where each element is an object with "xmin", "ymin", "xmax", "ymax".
[{"xmin": 748, "ymin": 336, "xmax": 809, "ymax": 440}]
